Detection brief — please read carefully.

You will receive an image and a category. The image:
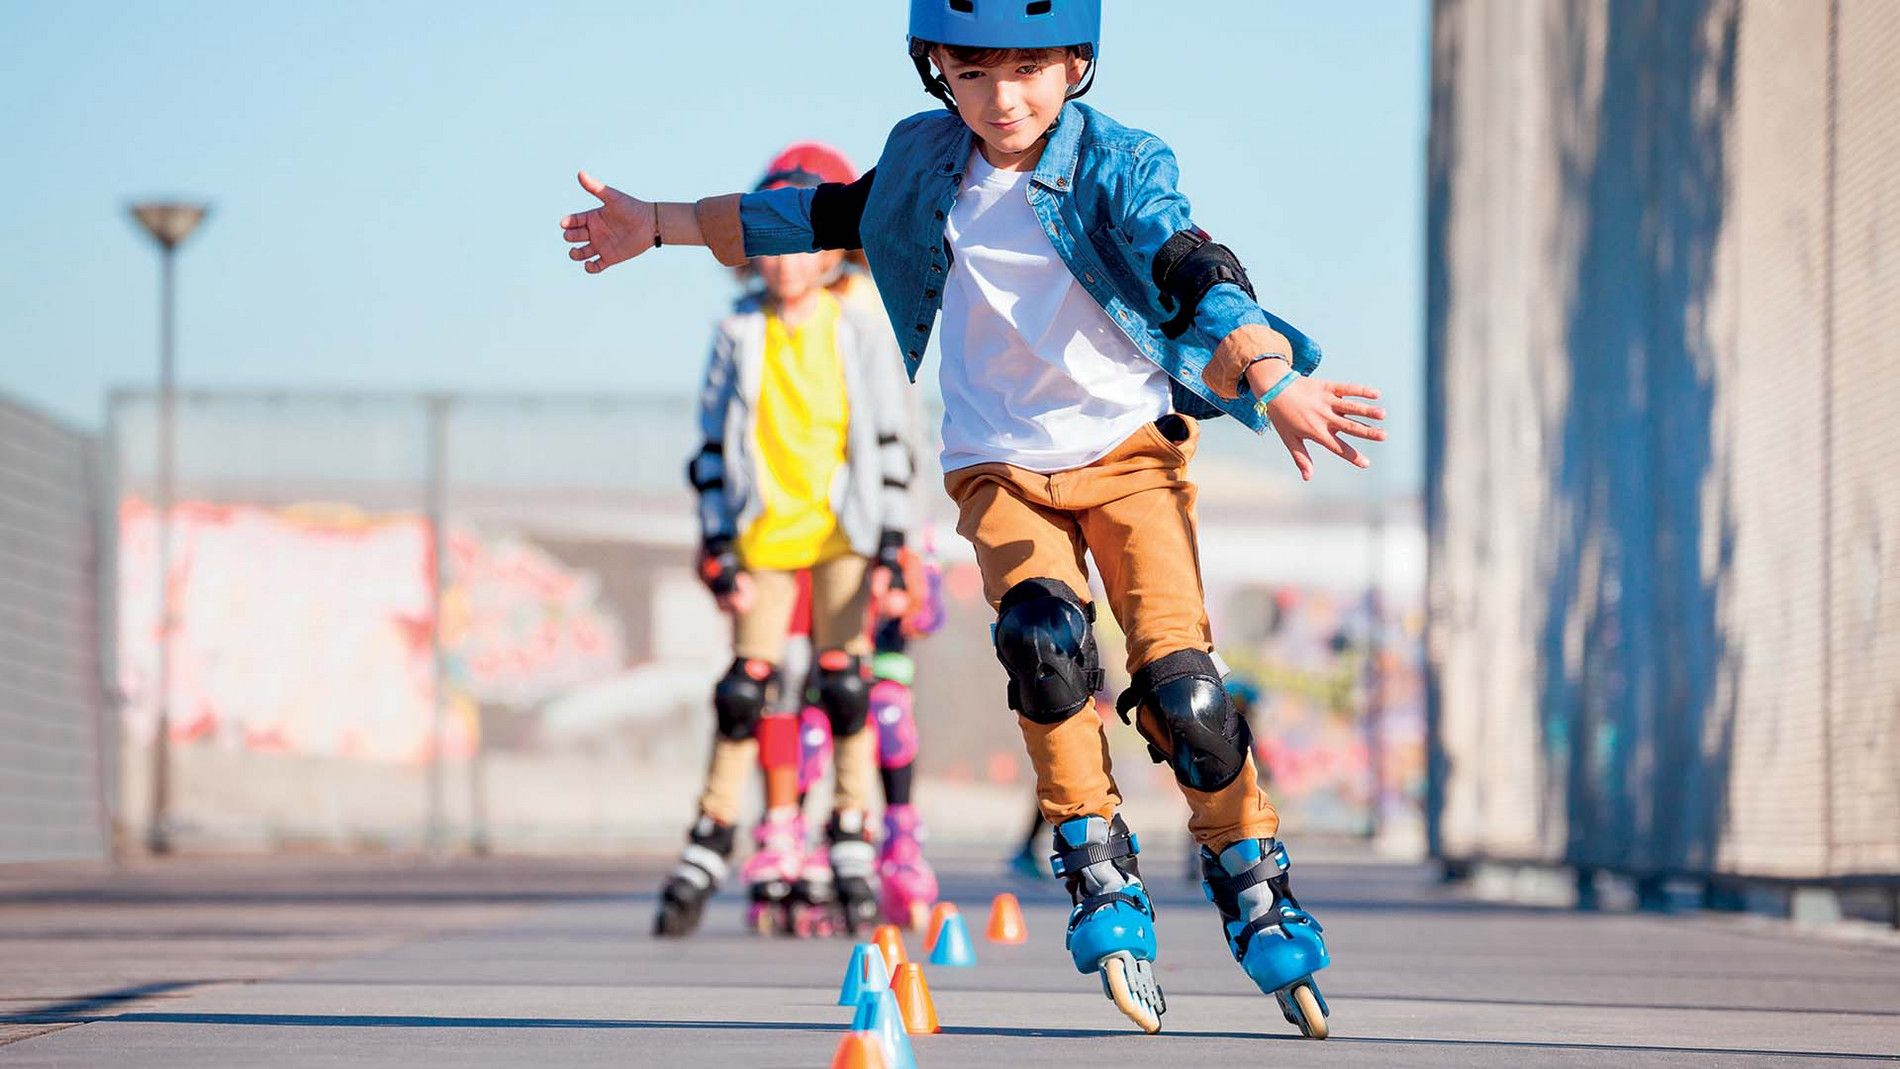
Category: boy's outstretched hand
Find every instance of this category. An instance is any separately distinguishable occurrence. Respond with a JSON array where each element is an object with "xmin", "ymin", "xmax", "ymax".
[
  {"xmin": 1251, "ymin": 363, "xmax": 1386, "ymax": 481},
  {"xmin": 560, "ymin": 171, "xmax": 655, "ymax": 274}
]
